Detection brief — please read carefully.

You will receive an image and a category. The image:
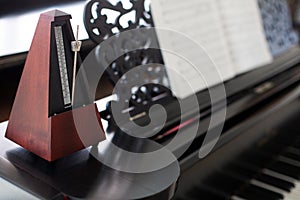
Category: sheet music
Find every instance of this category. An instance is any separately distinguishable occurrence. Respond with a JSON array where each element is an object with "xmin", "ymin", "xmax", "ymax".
[
  {"xmin": 151, "ymin": 0, "xmax": 235, "ymax": 98},
  {"xmin": 216, "ymin": 0, "xmax": 273, "ymax": 73}
]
